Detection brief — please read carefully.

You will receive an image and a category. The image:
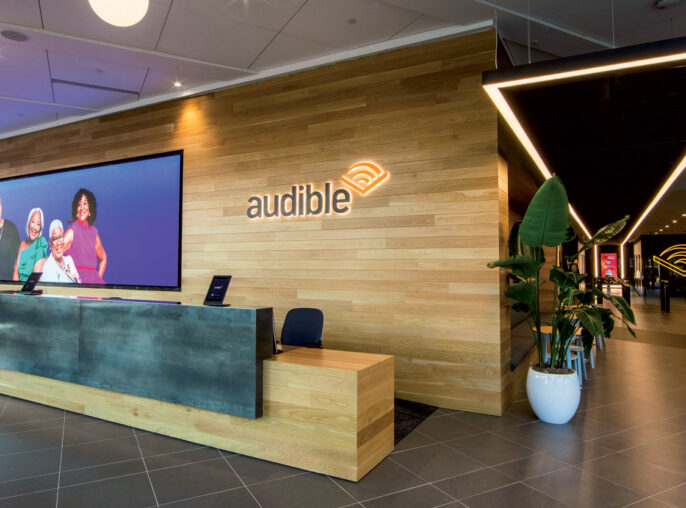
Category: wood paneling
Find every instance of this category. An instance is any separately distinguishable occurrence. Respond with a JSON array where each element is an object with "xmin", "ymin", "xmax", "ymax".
[
  {"xmin": 0, "ymin": 31, "xmax": 506, "ymax": 414},
  {"xmin": 0, "ymin": 348, "xmax": 394, "ymax": 481}
]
